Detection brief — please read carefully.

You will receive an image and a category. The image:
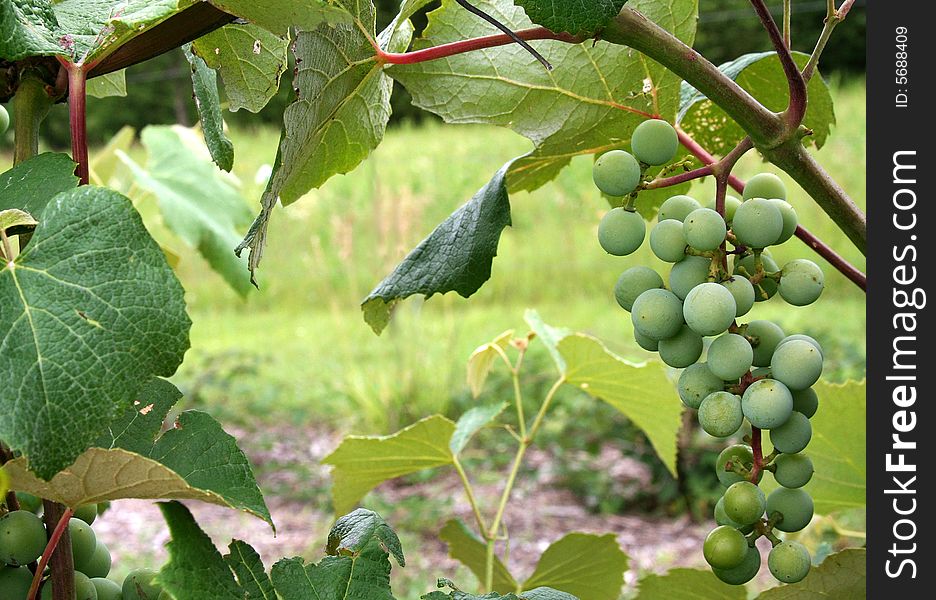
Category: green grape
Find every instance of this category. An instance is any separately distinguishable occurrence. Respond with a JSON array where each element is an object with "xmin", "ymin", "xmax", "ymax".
[
  {"xmin": 698, "ymin": 392, "xmax": 743, "ymax": 438},
  {"xmin": 769, "ymin": 411, "xmax": 812, "ymax": 454},
  {"xmin": 770, "ymin": 199, "xmax": 798, "ymax": 243},
  {"xmin": 598, "ymin": 208, "xmax": 646, "ymax": 256},
  {"xmin": 97, "ymin": 502, "xmax": 111, "ymax": 517},
  {"xmin": 0, "ymin": 510, "xmax": 47, "ymax": 566},
  {"xmin": 745, "ymin": 320, "xmax": 786, "ymax": 367},
  {"xmin": 683, "ymin": 283, "xmax": 736, "ymax": 336},
  {"xmin": 631, "ymin": 288, "xmax": 684, "ymax": 341},
  {"xmin": 714, "ymin": 497, "xmax": 755, "ymax": 533},
  {"xmin": 614, "ymin": 266, "xmax": 664, "ymax": 311},
  {"xmin": 677, "ymin": 363, "xmax": 724, "ymax": 409},
  {"xmin": 658, "ymin": 195, "xmax": 702, "ymax": 222},
  {"xmin": 669, "ymin": 256, "xmax": 711, "ymax": 300},
  {"xmin": 778, "ymin": 334, "xmax": 823, "ymax": 357},
  {"xmin": 91, "ymin": 578, "xmax": 123, "ymax": 600},
  {"xmin": 713, "ymin": 545, "xmax": 761, "ymax": 585},
  {"xmin": 649, "ymin": 219, "xmax": 687, "ymax": 262},
  {"xmin": 741, "ymin": 379, "xmax": 793, "ymax": 429},
  {"xmin": 703, "ymin": 196, "xmax": 742, "ymax": 222},
  {"xmin": 0, "ymin": 565, "xmax": 33, "ymax": 597},
  {"xmin": 80, "ymin": 540, "xmax": 112, "ymax": 579},
  {"xmin": 631, "ymin": 119, "xmax": 679, "ymax": 165},
  {"xmin": 772, "ymin": 453, "xmax": 814, "ymax": 488},
  {"xmin": 122, "ymin": 568, "xmax": 163, "ymax": 600},
  {"xmin": 732, "ymin": 199, "xmax": 783, "ymax": 248},
  {"xmin": 74, "ymin": 504, "xmax": 98, "ymax": 525},
  {"xmin": 592, "ymin": 150, "xmax": 641, "ymax": 196},
  {"xmin": 721, "ymin": 277, "xmax": 755, "ymax": 317},
  {"xmin": 743, "ymin": 172, "xmax": 787, "ymax": 201},
  {"xmin": 734, "ymin": 252, "xmax": 780, "ymax": 301},
  {"xmin": 683, "ymin": 208, "xmax": 726, "ymax": 251},
  {"xmin": 14, "ymin": 491, "xmax": 42, "ymax": 514},
  {"xmin": 723, "ymin": 481, "xmax": 766, "ymax": 525},
  {"xmin": 791, "ymin": 387, "xmax": 819, "ymax": 418},
  {"xmin": 766, "ymin": 487, "xmax": 814, "ymax": 532},
  {"xmin": 634, "ymin": 330, "xmax": 659, "ymax": 352},
  {"xmin": 707, "ymin": 333, "xmax": 754, "ymax": 381},
  {"xmin": 770, "ymin": 340, "xmax": 823, "ymax": 391},
  {"xmin": 42, "ymin": 571, "xmax": 98, "ymax": 600},
  {"xmin": 0, "ymin": 105, "xmax": 9, "ymax": 136},
  {"xmin": 69, "ymin": 518, "xmax": 98, "ymax": 574},
  {"xmin": 702, "ymin": 526, "xmax": 749, "ymax": 569},
  {"xmin": 658, "ymin": 325, "xmax": 703, "ymax": 368},
  {"xmin": 778, "ymin": 259, "xmax": 824, "ymax": 306},
  {"xmin": 716, "ymin": 444, "xmax": 762, "ymax": 487},
  {"xmin": 768, "ymin": 541, "xmax": 811, "ymax": 584}
]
